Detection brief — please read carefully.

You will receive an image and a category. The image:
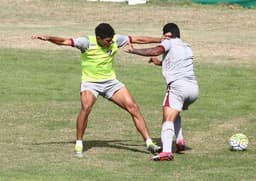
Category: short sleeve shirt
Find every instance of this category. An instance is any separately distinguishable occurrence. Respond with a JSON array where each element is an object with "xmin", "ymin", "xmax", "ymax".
[
  {"xmin": 160, "ymin": 38, "xmax": 196, "ymax": 84},
  {"xmin": 72, "ymin": 34, "xmax": 129, "ymax": 53}
]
